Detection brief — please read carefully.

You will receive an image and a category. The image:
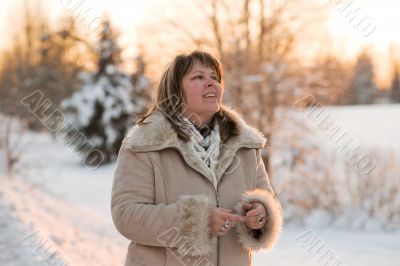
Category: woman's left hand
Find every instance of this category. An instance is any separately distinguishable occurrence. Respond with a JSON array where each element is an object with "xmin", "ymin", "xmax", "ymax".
[{"xmin": 242, "ymin": 202, "xmax": 267, "ymax": 230}]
